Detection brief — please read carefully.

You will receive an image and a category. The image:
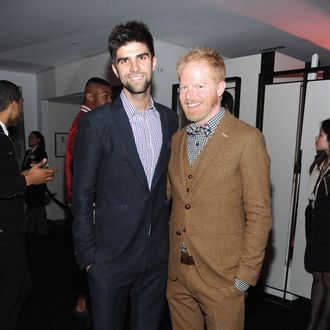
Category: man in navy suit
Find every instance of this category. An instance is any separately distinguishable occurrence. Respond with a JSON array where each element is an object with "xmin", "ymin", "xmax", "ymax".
[{"xmin": 72, "ymin": 21, "xmax": 178, "ymax": 330}]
